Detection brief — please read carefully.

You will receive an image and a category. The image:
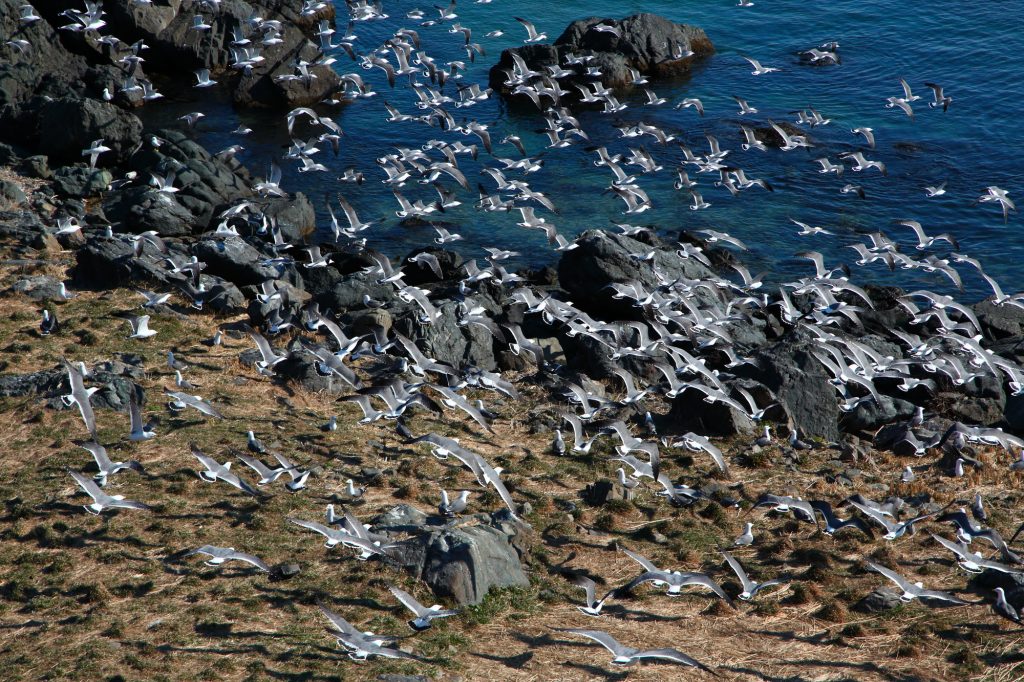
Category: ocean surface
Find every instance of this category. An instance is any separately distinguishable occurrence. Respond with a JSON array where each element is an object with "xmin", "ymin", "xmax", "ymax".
[{"xmin": 142, "ymin": 0, "xmax": 1024, "ymax": 301}]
